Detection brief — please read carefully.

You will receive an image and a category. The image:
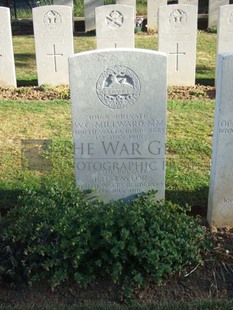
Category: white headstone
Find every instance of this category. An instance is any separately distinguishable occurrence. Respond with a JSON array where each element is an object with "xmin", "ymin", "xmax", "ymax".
[
  {"xmin": 33, "ymin": 5, "xmax": 74, "ymax": 86},
  {"xmin": 116, "ymin": 0, "xmax": 136, "ymax": 9},
  {"xmin": 208, "ymin": 0, "xmax": 229, "ymax": 28},
  {"xmin": 84, "ymin": 0, "xmax": 104, "ymax": 32},
  {"xmin": 0, "ymin": 7, "xmax": 16, "ymax": 87},
  {"xmin": 69, "ymin": 48, "xmax": 167, "ymax": 202},
  {"xmin": 96, "ymin": 5, "xmax": 135, "ymax": 49},
  {"xmin": 53, "ymin": 0, "xmax": 73, "ymax": 8},
  {"xmin": 178, "ymin": 0, "xmax": 198, "ymax": 5},
  {"xmin": 216, "ymin": 5, "xmax": 233, "ymax": 55},
  {"xmin": 158, "ymin": 4, "xmax": 197, "ymax": 86},
  {"xmin": 147, "ymin": 0, "xmax": 167, "ymax": 31},
  {"xmin": 208, "ymin": 53, "xmax": 233, "ymax": 228}
]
